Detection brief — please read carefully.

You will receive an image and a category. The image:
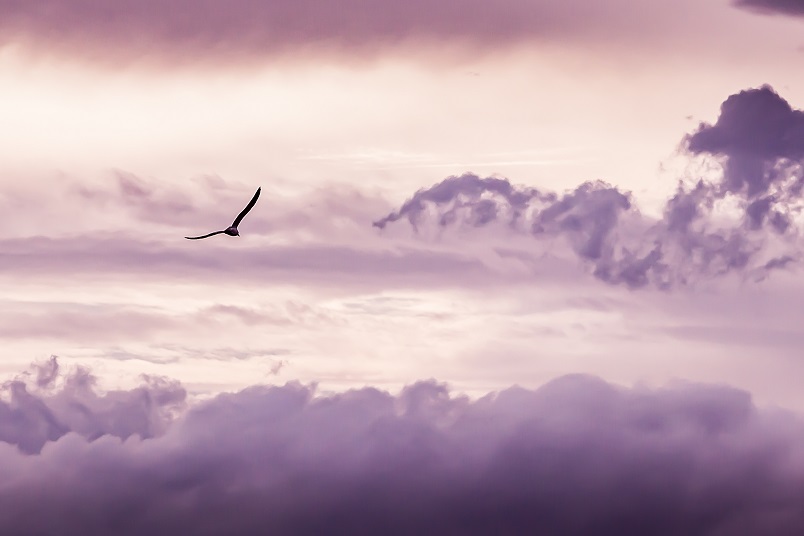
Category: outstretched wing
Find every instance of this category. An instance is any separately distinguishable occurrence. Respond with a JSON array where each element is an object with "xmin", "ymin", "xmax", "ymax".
[
  {"xmin": 185, "ymin": 230, "xmax": 226, "ymax": 240},
  {"xmin": 231, "ymin": 187, "xmax": 261, "ymax": 228}
]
